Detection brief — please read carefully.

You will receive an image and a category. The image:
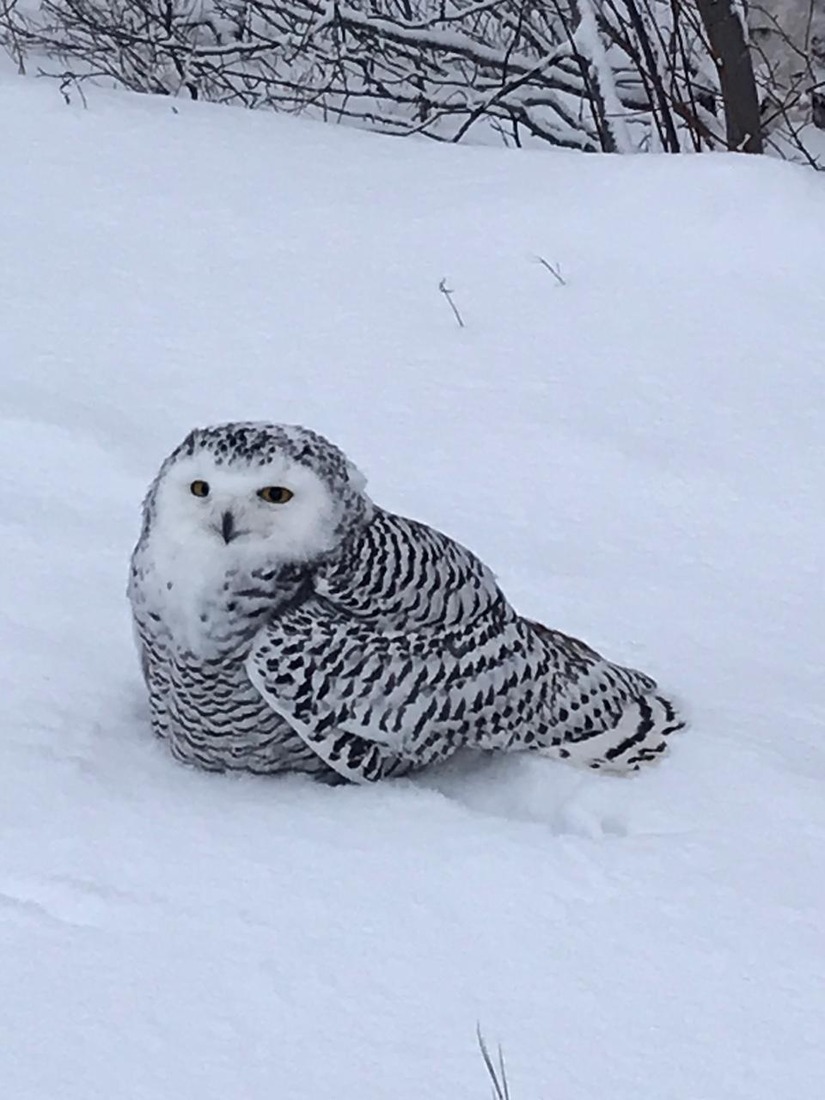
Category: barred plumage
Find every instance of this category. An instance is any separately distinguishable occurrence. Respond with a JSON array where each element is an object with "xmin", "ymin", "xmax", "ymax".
[{"xmin": 128, "ymin": 422, "xmax": 684, "ymax": 784}]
